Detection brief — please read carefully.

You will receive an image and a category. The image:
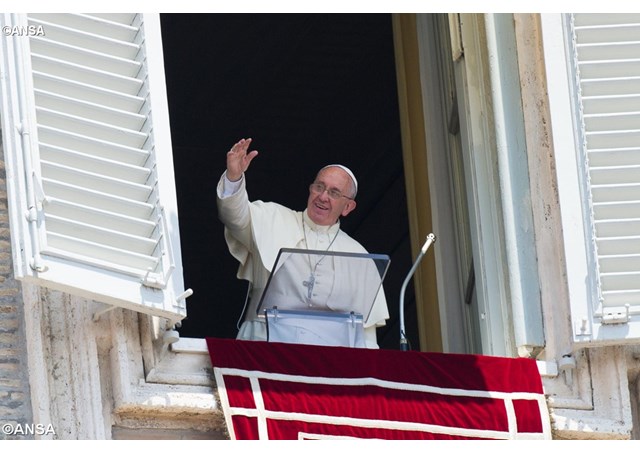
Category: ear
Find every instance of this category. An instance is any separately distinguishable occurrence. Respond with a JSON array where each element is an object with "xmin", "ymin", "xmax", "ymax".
[{"xmin": 340, "ymin": 199, "xmax": 357, "ymax": 218}]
